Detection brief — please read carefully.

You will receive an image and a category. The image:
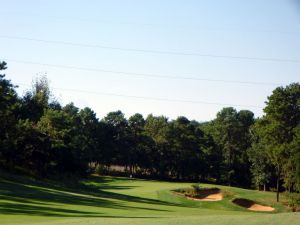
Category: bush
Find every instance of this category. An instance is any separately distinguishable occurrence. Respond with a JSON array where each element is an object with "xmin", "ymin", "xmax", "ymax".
[
  {"xmin": 191, "ymin": 183, "xmax": 201, "ymax": 192},
  {"xmin": 285, "ymin": 192, "xmax": 300, "ymax": 211},
  {"xmin": 95, "ymin": 164, "xmax": 107, "ymax": 175}
]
